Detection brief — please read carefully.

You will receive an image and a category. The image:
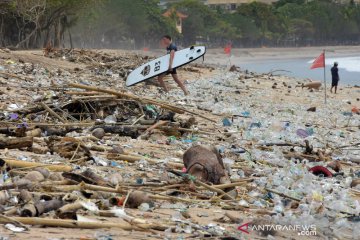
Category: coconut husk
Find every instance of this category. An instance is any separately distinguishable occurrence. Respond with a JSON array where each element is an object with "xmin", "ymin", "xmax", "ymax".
[{"xmin": 183, "ymin": 145, "xmax": 229, "ymax": 184}]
